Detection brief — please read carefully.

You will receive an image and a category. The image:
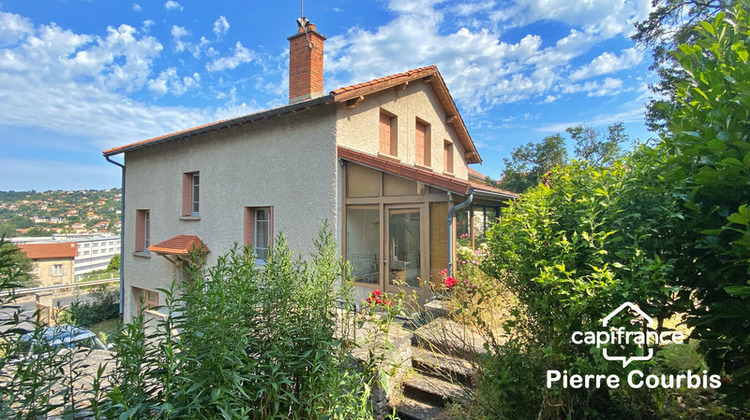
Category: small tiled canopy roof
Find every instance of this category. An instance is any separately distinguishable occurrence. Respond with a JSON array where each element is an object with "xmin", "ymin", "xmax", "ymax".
[
  {"xmin": 18, "ymin": 242, "xmax": 78, "ymax": 260},
  {"xmin": 148, "ymin": 235, "xmax": 208, "ymax": 256}
]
